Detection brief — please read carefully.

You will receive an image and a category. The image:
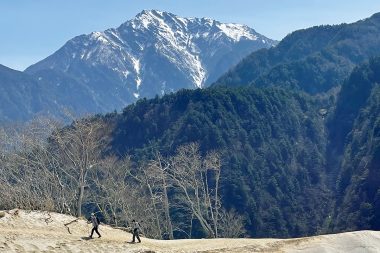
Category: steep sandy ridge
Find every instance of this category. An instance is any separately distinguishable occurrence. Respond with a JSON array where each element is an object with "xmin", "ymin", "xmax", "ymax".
[{"xmin": 0, "ymin": 210, "xmax": 379, "ymax": 252}]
